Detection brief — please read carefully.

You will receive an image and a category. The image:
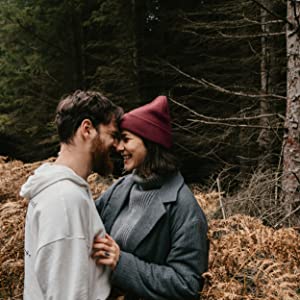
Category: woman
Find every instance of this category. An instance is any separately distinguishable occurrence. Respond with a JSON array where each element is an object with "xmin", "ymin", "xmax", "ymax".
[{"xmin": 93, "ymin": 96, "xmax": 209, "ymax": 300}]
